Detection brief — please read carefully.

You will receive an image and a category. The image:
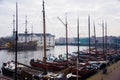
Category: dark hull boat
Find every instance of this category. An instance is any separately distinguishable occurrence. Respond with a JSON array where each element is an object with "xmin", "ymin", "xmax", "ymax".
[
  {"xmin": 7, "ymin": 41, "xmax": 38, "ymax": 51},
  {"xmin": 30, "ymin": 59, "xmax": 68, "ymax": 71},
  {"xmin": 20, "ymin": 67, "xmax": 43, "ymax": 80},
  {"xmin": 1, "ymin": 61, "xmax": 44, "ymax": 80},
  {"xmin": 2, "ymin": 65, "xmax": 15, "ymax": 77},
  {"xmin": 1, "ymin": 61, "xmax": 23, "ymax": 80},
  {"xmin": 71, "ymin": 65, "xmax": 97, "ymax": 79}
]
